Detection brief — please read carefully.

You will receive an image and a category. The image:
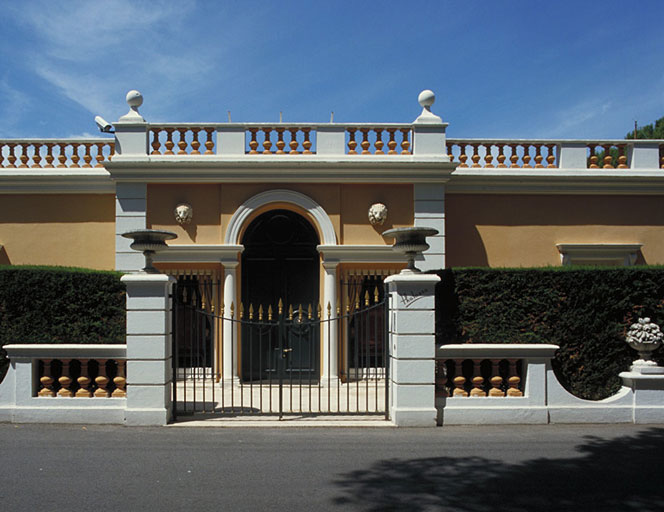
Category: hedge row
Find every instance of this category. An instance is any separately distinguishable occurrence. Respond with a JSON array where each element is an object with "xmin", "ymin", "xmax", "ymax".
[
  {"xmin": 0, "ymin": 266, "xmax": 126, "ymax": 380},
  {"xmin": 432, "ymin": 267, "xmax": 664, "ymax": 400}
]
